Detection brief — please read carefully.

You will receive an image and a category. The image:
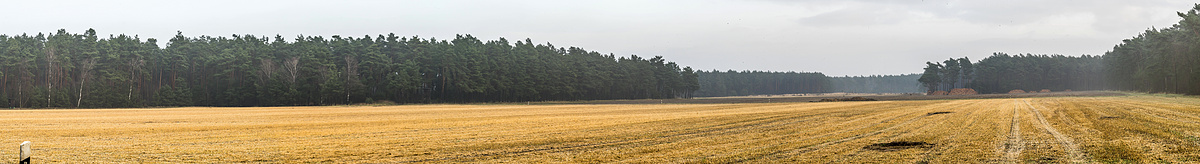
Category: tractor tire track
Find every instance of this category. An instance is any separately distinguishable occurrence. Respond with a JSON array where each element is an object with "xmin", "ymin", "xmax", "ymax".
[
  {"xmin": 745, "ymin": 101, "xmax": 964, "ymax": 162},
  {"xmin": 1043, "ymin": 99, "xmax": 1081, "ymax": 128},
  {"xmin": 1001, "ymin": 100, "xmax": 1024, "ymax": 163},
  {"xmin": 730, "ymin": 101, "xmax": 965, "ymax": 162},
  {"xmin": 606, "ymin": 103, "xmax": 920, "ymax": 162},
  {"xmin": 409, "ymin": 113, "xmax": 803, "ymax": 163},
  {"xmin": 914, "ymin": 100, "xmax": 986, "ymax": 162},
  {"xmin": 406, "ymin": 103, "xmax": 895, "ymax": 163},
  {"xmin": 1107, "ymin": 100, "xmax": 1200, "ymax": 124},
  {"xmin": 825, "ymin": 99, "xmax": 984, "ymax": 162},
  {"xmin": 1083, "ymin": 98, "xmax": 1117, "ymax": 119},
  {"xmin": 1023, "ymin": 100, "xmax": 1085, "ymax": 163},
  {"xmin": 834, "ymin": 113, "xmax": 945, "ymax": 163},
  {"xmin": 787, "ymin": 112, "xmax": 926, "ymax": 155},
  {"xmin": 401, "ymin": 107, "xmax": 808, "ymax": 163},
  {"xmin": 670, "ymin": 102, "xmax": 940, "ymax": 163},
  {"xmin": 836, "ymin": 100, "xmax": 984, "ymax": 163}
]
